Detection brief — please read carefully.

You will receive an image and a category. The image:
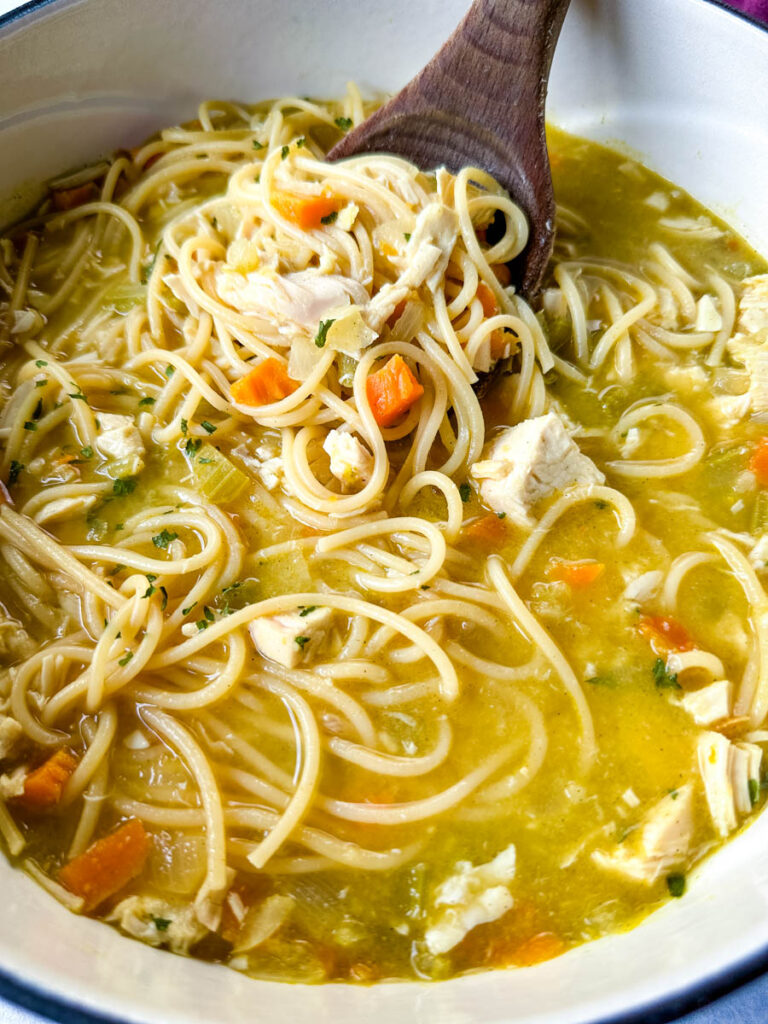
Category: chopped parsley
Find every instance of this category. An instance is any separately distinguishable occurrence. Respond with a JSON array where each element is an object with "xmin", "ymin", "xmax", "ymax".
[
  {"xmin": 182, "ymin": 602, "xmax": 197, "ymax": 616},
  {"xmin": 281, "ymin": 145, "xmax": 290, "ymax": 160},
  {"xmin": 586, "ymin": 675, "xmax": 618, "ymax": 688},
  {"xmin": 152, "ymin": 917, "xmax": 171, "ymax": 932},
  {"xmin": 68, "ymin": 390, "xmax": 88, "ymax": 403},
  {"xmin": 222, "ymin": 582, "xmax": 242, "ymax": 594},
  {"xmin": 8, "ymin": 461, "xmax": 23, "ymax": 486},
  {"xmin": 138, "ymin": 396, "xmax": 156, "ymax": 407},
  {"xmin": 496, "ymin": 512, "xmax": 506, "ymax": 519},
  {"xmin": 152, "ymin": 529, "xmax": 179, "ymax": 549},
  {"xmin": 299, "ymin": 605, "xmax": 318, "ymax": 617},
  {"xmin": 296, "ymin": 137, "xmax": 306, "ymax": 148},
  {"xmin": 459, "ymin": 482, "xmax": 471, "ymax": 503},
  {"xmin": 159, "ymin": 587, "xmax": 168, "ymax": 611},
  {"xmin": 404, "ymin": 232, "xmax": 412, "ymax": 242},
  {"xmin": 334, "ymin": 116, "xmax": 353, "ymax": 130},
  {"xmin": 295, "ymin": 635, "xmax": 310, "ymax": 649},
  {"xmin": 23, "ymin": 421, "xmax": 37, "ymax": 431},
  {"xmin": 200, "ymin": 420, "xmax": 216, "ymax": 435},
  {"xmin": 118, "ymin": 651, "xmax": 134, "ymax": 667},
  {"xmin": 204, "ymin": 606, "xmax": 214, "ymax": 622},
  {"xmin": 80, "ymin": 446, "xmax": 94, "ymax": 459},
  {"xmin": 180, "ymin": 418, "xmax": 188, "ymax": 436},
  {"xmin": 252, "ymin": 139, "xmax": 263, "ymax": 150},
  {"xmin": 666, "ymin": 874, "xmax": 686, "ymax": 898},
  {"xmin": 196, "ymin": 619, "xmax": 209, "ymax": 632},
  {"xmin": 35, "ymin": 379, "xmax": 46, "ymax": 388},
  {"xmin": 320, "ymin": 211, "xmax": 338, "ymax": 225},
  {"xmin": 113, "ymin": 477, "xmax": 137, "ymax": 497},
  {"xmin": 165, "ymin": 365, "xmax": 175, "ymax": 378},
  {"xmin": 749, "ymin": 778, "xmax": 760, "ymax": 805},
  {"xmin": 652, "ymin": 657, "xmax": 681, "ymax": 691},
  {"xmin": 315, "ymin": 318, "xmax": 335, "ymax": 348},
  {"xmin": 184, "ymin": 438, "xmax": 202, "ymax": 458},
  {"xmin": 143, "ymin": 583, "xmax": 156, "ymax": 599},
  {"xmin": 35, "ymin": 359, "xmax": 47, "ymax": 368}
]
